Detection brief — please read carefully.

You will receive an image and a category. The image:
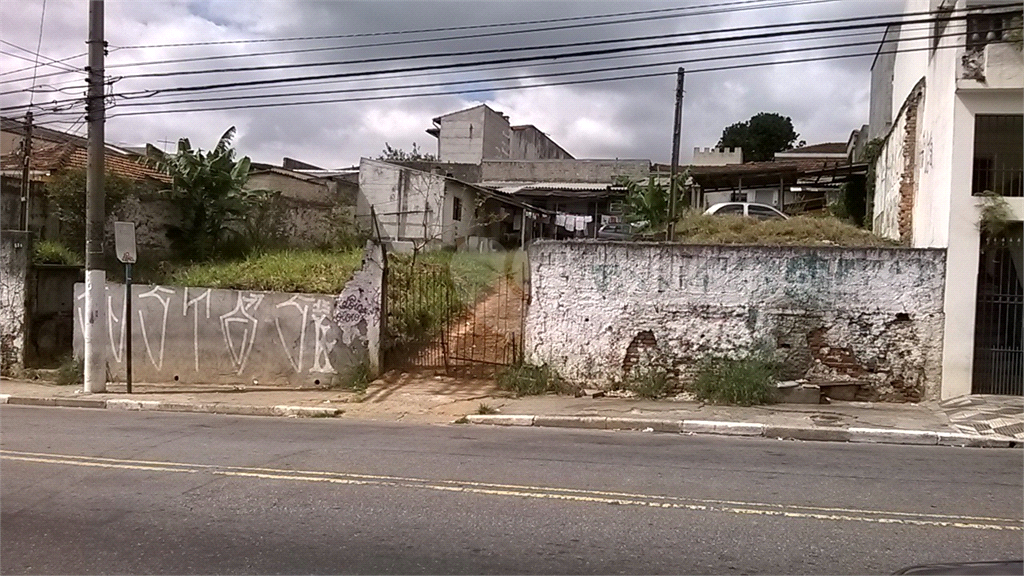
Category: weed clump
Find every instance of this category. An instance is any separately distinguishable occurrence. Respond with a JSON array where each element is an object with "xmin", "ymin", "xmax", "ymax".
[
  {"xmin": 496, "ymin": 362, "xmax": 565, "ymax": 396},
  {"xmin": 691, "ymin": 354, "xmax": 779, "ymax": 406},
  {"xmin": 56, "ymin": 355, "xmax": 84, "ymax": 386}
]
